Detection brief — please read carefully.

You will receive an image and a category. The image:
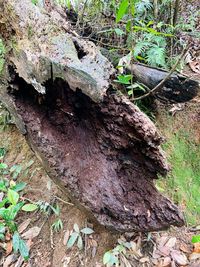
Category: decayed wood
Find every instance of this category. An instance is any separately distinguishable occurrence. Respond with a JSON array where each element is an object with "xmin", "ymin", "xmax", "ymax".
[{"xmin": 0, "ymin": 0, "xmax": 184, "ymax": 232}]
